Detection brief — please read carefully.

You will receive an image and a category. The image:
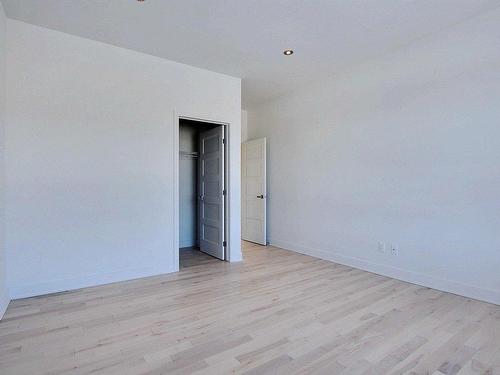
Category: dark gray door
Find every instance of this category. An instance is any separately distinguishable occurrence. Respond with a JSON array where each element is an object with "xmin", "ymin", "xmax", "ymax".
[{"xmin": 198, "ymin": 126, "xmax": 225, "ymax": 260}]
